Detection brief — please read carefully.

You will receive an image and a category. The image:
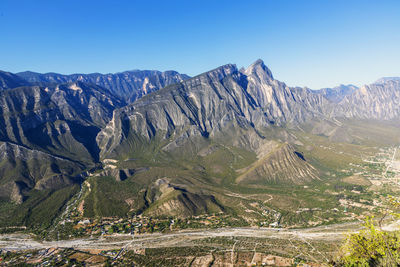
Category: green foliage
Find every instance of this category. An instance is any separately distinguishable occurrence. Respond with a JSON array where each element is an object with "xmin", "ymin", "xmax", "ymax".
[
  {"xmin": 83, "ymin": 176, "xmax": 140, "ymax": 218},
  {"xmin": 337, "ymin": 218, "xmax": 400, "ymax": 266},
  {"xmin": 0, "ymin": 185, "xmax": 79, "ymax": 229}
]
